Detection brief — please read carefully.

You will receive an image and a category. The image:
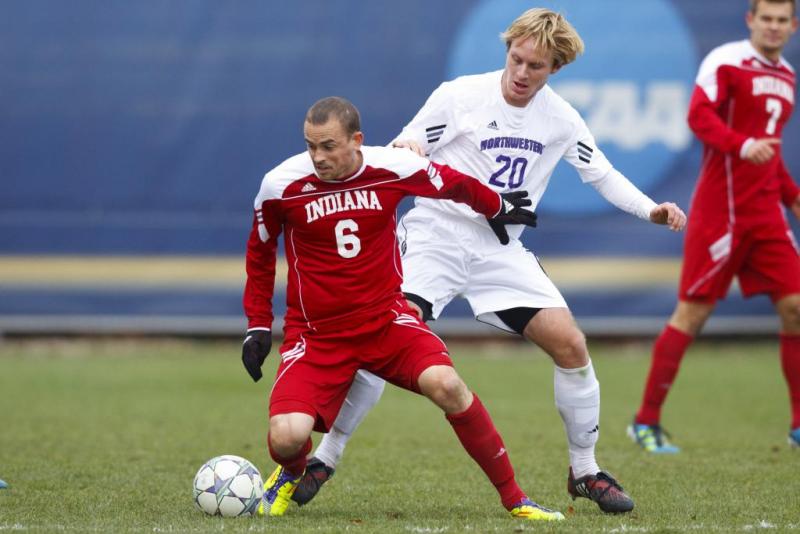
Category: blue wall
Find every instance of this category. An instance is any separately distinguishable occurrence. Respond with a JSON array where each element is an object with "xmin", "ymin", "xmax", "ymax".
[{"xmin": 3, "ymin": 0, "xmax": 798, "ymax": 256}]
